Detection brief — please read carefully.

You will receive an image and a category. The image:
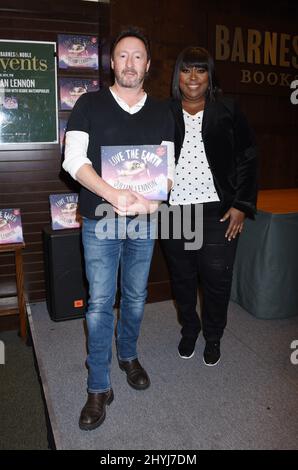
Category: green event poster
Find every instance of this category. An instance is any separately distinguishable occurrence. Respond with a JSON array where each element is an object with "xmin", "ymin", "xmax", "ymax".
[{"xmin": 0, "ymin": 40, "xmax": 58, "ymax": 144}]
